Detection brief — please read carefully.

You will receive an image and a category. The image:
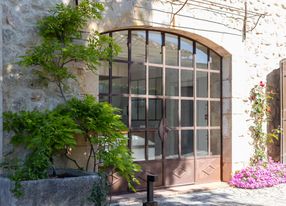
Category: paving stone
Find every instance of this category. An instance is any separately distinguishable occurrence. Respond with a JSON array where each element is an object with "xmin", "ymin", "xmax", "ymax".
[{"xmin": 111, "ymin": 183, "xmax": 286, "ymax": 206}]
